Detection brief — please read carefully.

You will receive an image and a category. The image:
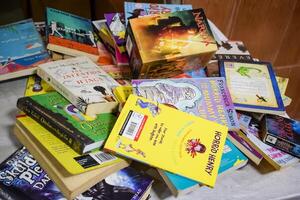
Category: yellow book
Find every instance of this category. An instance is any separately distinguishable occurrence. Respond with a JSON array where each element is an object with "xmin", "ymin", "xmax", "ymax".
[
  {"xmin": 104, "ymin": 94, "xmax": 228, "ymax": 187},
  {"xmin": 16, "ymin": 115, "xmax": 127, "ymax": 175},
  {"xmin": 113, "ymin": 86, "xmax": 133, "ymax": 111},
  {"xmin": 24, "ymin": 75, "xmax": 54, "ymax": 96}
]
